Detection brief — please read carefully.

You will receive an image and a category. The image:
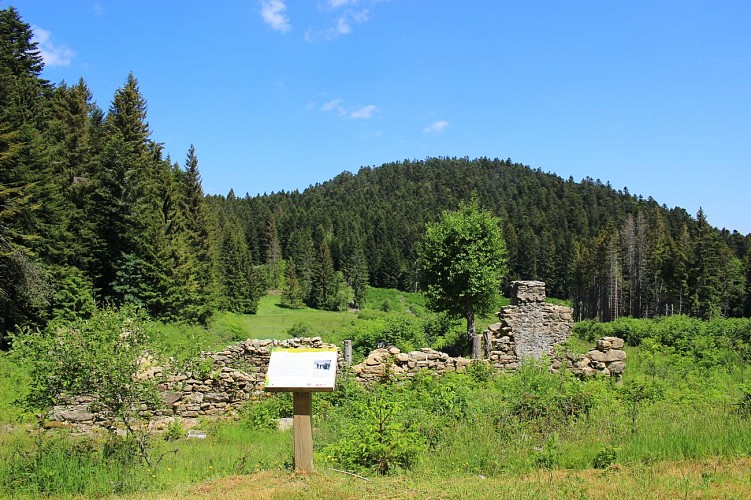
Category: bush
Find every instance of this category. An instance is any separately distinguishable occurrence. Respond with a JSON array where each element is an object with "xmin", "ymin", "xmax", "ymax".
[
  {"xmin": 533, "ymin": 434, "xmax": 561, "ymax": 469},
  {"xmin": 287, "ymin": 322, "xmax": 313, "ymax": 338},
  {"xmin": 240, "ymin": 394, "xmax": 293, "ymax": 430},
  {"xmin": 350, "ymin": 313, "xmax": 426, "ymax": 355},
  {"xmin": 499, "ymin": 360, "xmax": 597, "ymax": 427},
  {"xmin": 592, "ymin": 446, "xmax": 618, "ymax": 469},
  {"xmin": 323, "ymin": 385, "xmax": 424, "ymax": 475},
  {"xmin": 735, "ymin": 384, "xmax": 751, "ymax": 417}
]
